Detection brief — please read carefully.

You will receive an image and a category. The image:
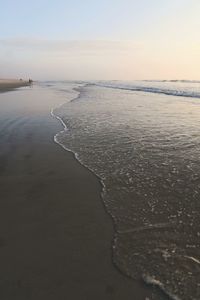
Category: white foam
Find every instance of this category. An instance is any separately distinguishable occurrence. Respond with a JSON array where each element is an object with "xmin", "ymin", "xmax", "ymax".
[
  {"xmin": 184, "ymin": 255, "xmax": 200, "ymax": 265},
  {"xmin": 50, "ymin": 84, "xmax": 83, "ymax": 158},
  {"xmin": 143, "ymin": 274, "xmax": 182, "ymax": 300},
  {"xmin": 50, "ymin": 82, "xmax": 118, "ymax": 266},
  {"xmin": 95, "ymin": 80, "xmax": 200, "ymax": 99}
]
